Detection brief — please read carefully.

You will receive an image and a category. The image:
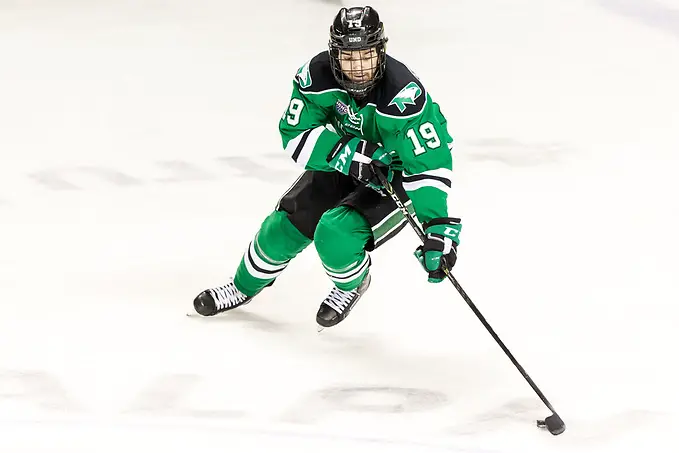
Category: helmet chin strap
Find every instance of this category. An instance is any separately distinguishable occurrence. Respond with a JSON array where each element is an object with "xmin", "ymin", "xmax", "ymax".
[{"xmin": 345, "ymin": 82, "xmax": 371, "ymax": 99}]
